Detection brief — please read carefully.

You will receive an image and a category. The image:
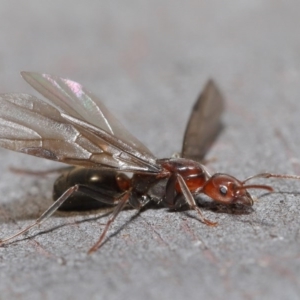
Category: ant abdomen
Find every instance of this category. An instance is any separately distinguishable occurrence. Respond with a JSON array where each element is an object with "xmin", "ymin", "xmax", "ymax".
[{"xmin": 53, "ymin": 168, "xmax": 124, "ymax": 211}]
